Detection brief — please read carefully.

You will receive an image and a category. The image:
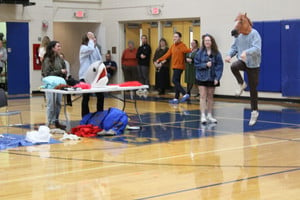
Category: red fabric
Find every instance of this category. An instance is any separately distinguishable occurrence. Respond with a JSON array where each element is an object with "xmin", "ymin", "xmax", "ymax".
[
  {"xmin": 54, "ymin": 84, "xmax": 71, "ymax": 89},
  {"xmin": 115, "ymin": 81, "xmax": 143, "ymax": 87},
  {"xmin": 70, "ymin": 124, "xmax": 102, "ymax": 137},
  {"xmin": 73, "ymin": 82, "xmax": 91, "ymax": 89},
  {"xmin": 97, "ymin": 68, "xmax": 107, "ymax": 81}
]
